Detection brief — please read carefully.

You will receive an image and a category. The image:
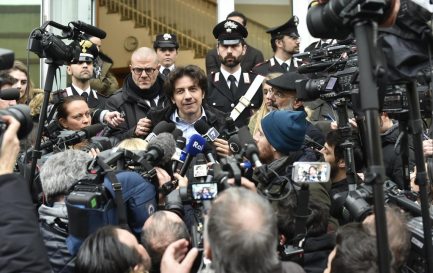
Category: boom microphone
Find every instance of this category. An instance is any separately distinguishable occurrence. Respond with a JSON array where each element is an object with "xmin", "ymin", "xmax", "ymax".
[
  {"xmin": 179, "ymin": 134, "xmax": 206, "ymax": 176},
  {"xmin": 71, "ymin": 21, "xmax": 107, "ymax": 39},
  {"xmin": 0, "ymin": 88, "xmax": 20, "ymax": 100}
]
